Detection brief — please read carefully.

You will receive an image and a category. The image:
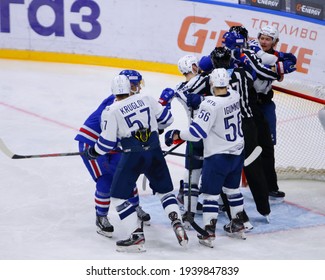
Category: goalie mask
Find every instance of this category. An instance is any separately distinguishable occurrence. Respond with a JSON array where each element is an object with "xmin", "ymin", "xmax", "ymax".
[
  {"xmin": 210, "ymin": 47, "xmax": 231, "ymax": 69},
  {"xmin": 111, "ymin": 75, "xmax": 131, "ymax": 96},
  {"xmin": 119, "ymin": 69, "xmax": 144, "ymax": 94},
  {"xmin": 178, "ymin": 55, "xmax": 199, "ymax": 75}
]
